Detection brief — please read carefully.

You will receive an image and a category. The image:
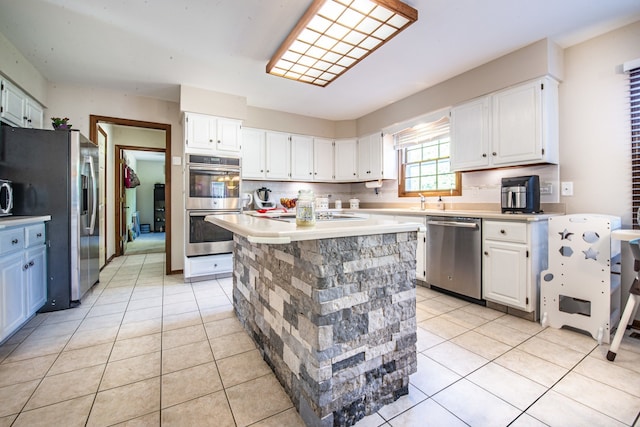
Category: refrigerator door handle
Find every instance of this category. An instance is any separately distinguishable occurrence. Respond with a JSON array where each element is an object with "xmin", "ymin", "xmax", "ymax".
[{"xmin": 86, "ymin": 155, "xmax": 97, "ymax": 234}]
